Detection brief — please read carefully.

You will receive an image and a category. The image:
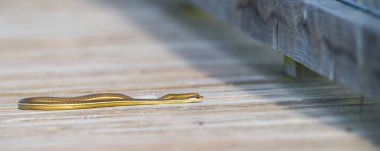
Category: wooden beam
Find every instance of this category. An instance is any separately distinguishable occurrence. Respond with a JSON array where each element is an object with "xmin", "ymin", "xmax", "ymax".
[
  {"xmin": 189, "ymin": 0, "xmax": 380, "ymax": 99},
  {"xmin": 339, "ymin": 0, "xmax": 380, "ymax": 17}
]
